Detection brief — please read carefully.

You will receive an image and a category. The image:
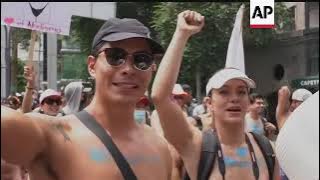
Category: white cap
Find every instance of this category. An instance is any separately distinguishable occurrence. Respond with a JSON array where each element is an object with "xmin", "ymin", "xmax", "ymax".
[
  {"xmin": 206, "ymin": 68, "xmax": 256, "ymax": 95},
  {"xmin": 39, "ymin": 89, "xmax": 61, "ymax": 104},
  {"xmin": 292, "ymin": 88, "xmax": 312, "ymax": 101},
  {"xmin": 172, "ymin": 84, "xmax": 188, "ymax": 96}
]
